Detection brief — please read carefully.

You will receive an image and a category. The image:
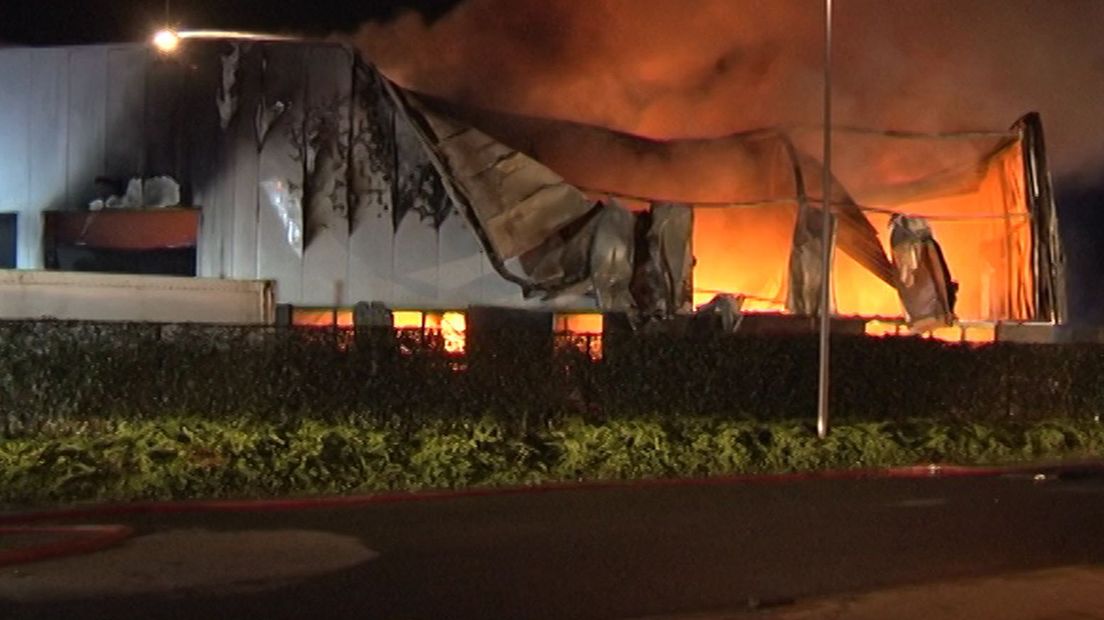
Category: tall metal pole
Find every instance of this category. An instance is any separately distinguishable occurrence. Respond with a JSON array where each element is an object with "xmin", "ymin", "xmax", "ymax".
[{"xmin": 816, "ymin": 0, "xmax": 834, "ymax": 439}]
